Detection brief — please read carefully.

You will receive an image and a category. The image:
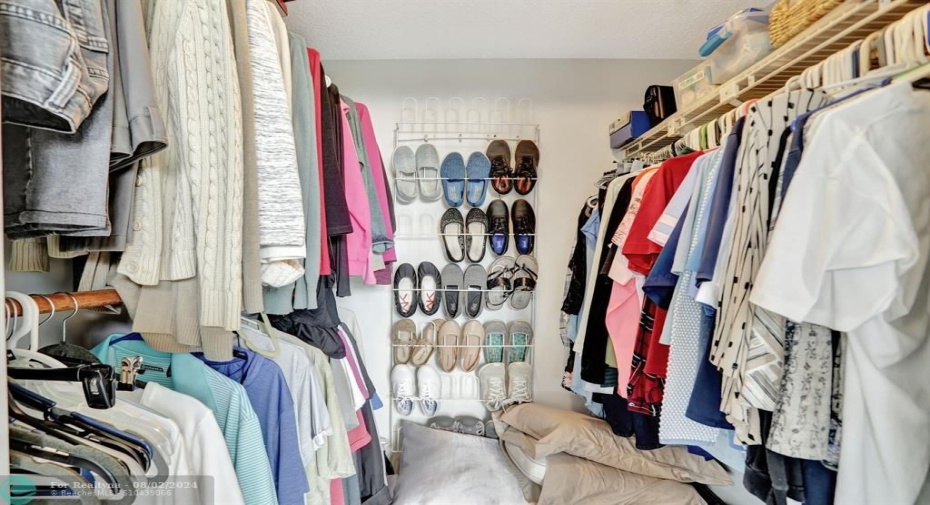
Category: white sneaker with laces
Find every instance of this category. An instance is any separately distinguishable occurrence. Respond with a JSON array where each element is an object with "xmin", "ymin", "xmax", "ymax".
[
  {"xmin": 478, "ymin": 362, "xmax": 507, "ymax": 412},
  {"xmin": 391, "ymin": 364, "xmax": 416, "ymax": 416},
  {"xmin": 417, "ymin": 365, "xmax": 442, "ymax": 416},
  {"xmin": 507, "ymin": 362, "xmax": 533, "ymax": 404}
]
